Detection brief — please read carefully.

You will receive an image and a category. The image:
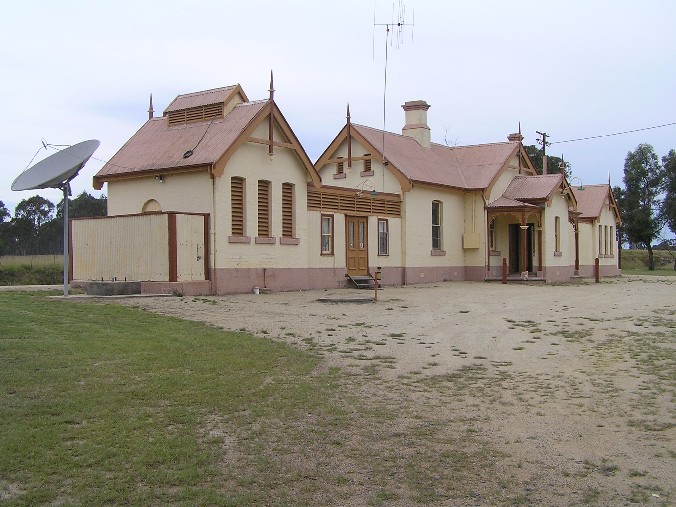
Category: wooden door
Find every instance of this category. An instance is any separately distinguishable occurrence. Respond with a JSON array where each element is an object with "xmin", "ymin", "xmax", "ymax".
[
  {"xmin": 346, "ymin": 216, "xmax": 368, "ymax": 275},
  {"xmin": 508, "ymin": 224, "xmax": 519, "ymax": 274}
]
